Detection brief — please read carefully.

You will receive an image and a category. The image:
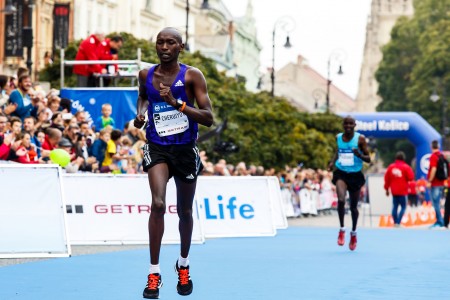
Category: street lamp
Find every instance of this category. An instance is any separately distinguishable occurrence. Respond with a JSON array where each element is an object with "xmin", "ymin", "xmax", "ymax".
[
  {"xmin": 430, "ymin": 78, "xmax": 447, "ymax": 149},
  {"xmin": 185, "ymin": 0, "xmax": 210, "ymax": 52},
  {"xmin": 326, "ymin": 49, "xmax": 346, "ymax": 113},
  {"xmin": 312, "ymin": 88, "xmax": 327, "ymax": 111},
  {"xmin": 24, "ymin": 0, "xmax": 35, "ymax": 73},
  {"xmin": 271, "ymin": 16, "xmax": 295, "ymax": 97}
]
